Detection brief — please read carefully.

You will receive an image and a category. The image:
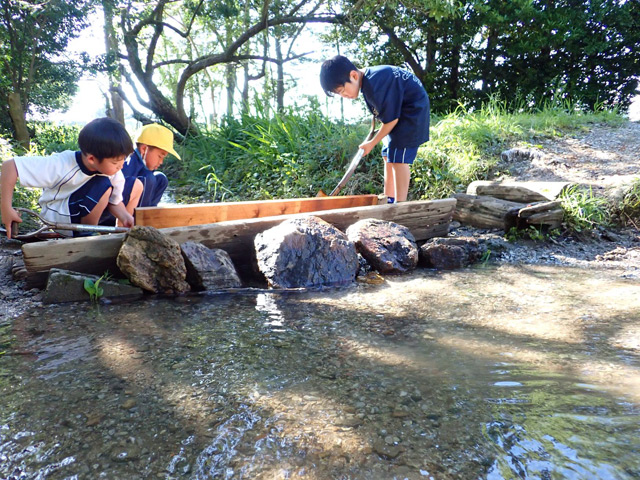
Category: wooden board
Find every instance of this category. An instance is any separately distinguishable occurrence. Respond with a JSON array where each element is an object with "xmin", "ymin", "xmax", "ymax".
[
  {"xmin": 466, "ymin": 181, "xmax": 574, "ymax": 203},
  {"xmin": 135, "ymin": 194, "xmax": 381, "ymax": 229},
  {"xmin": 22, "ymin": 198, "xmax": 457, "ymax": 288}
]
